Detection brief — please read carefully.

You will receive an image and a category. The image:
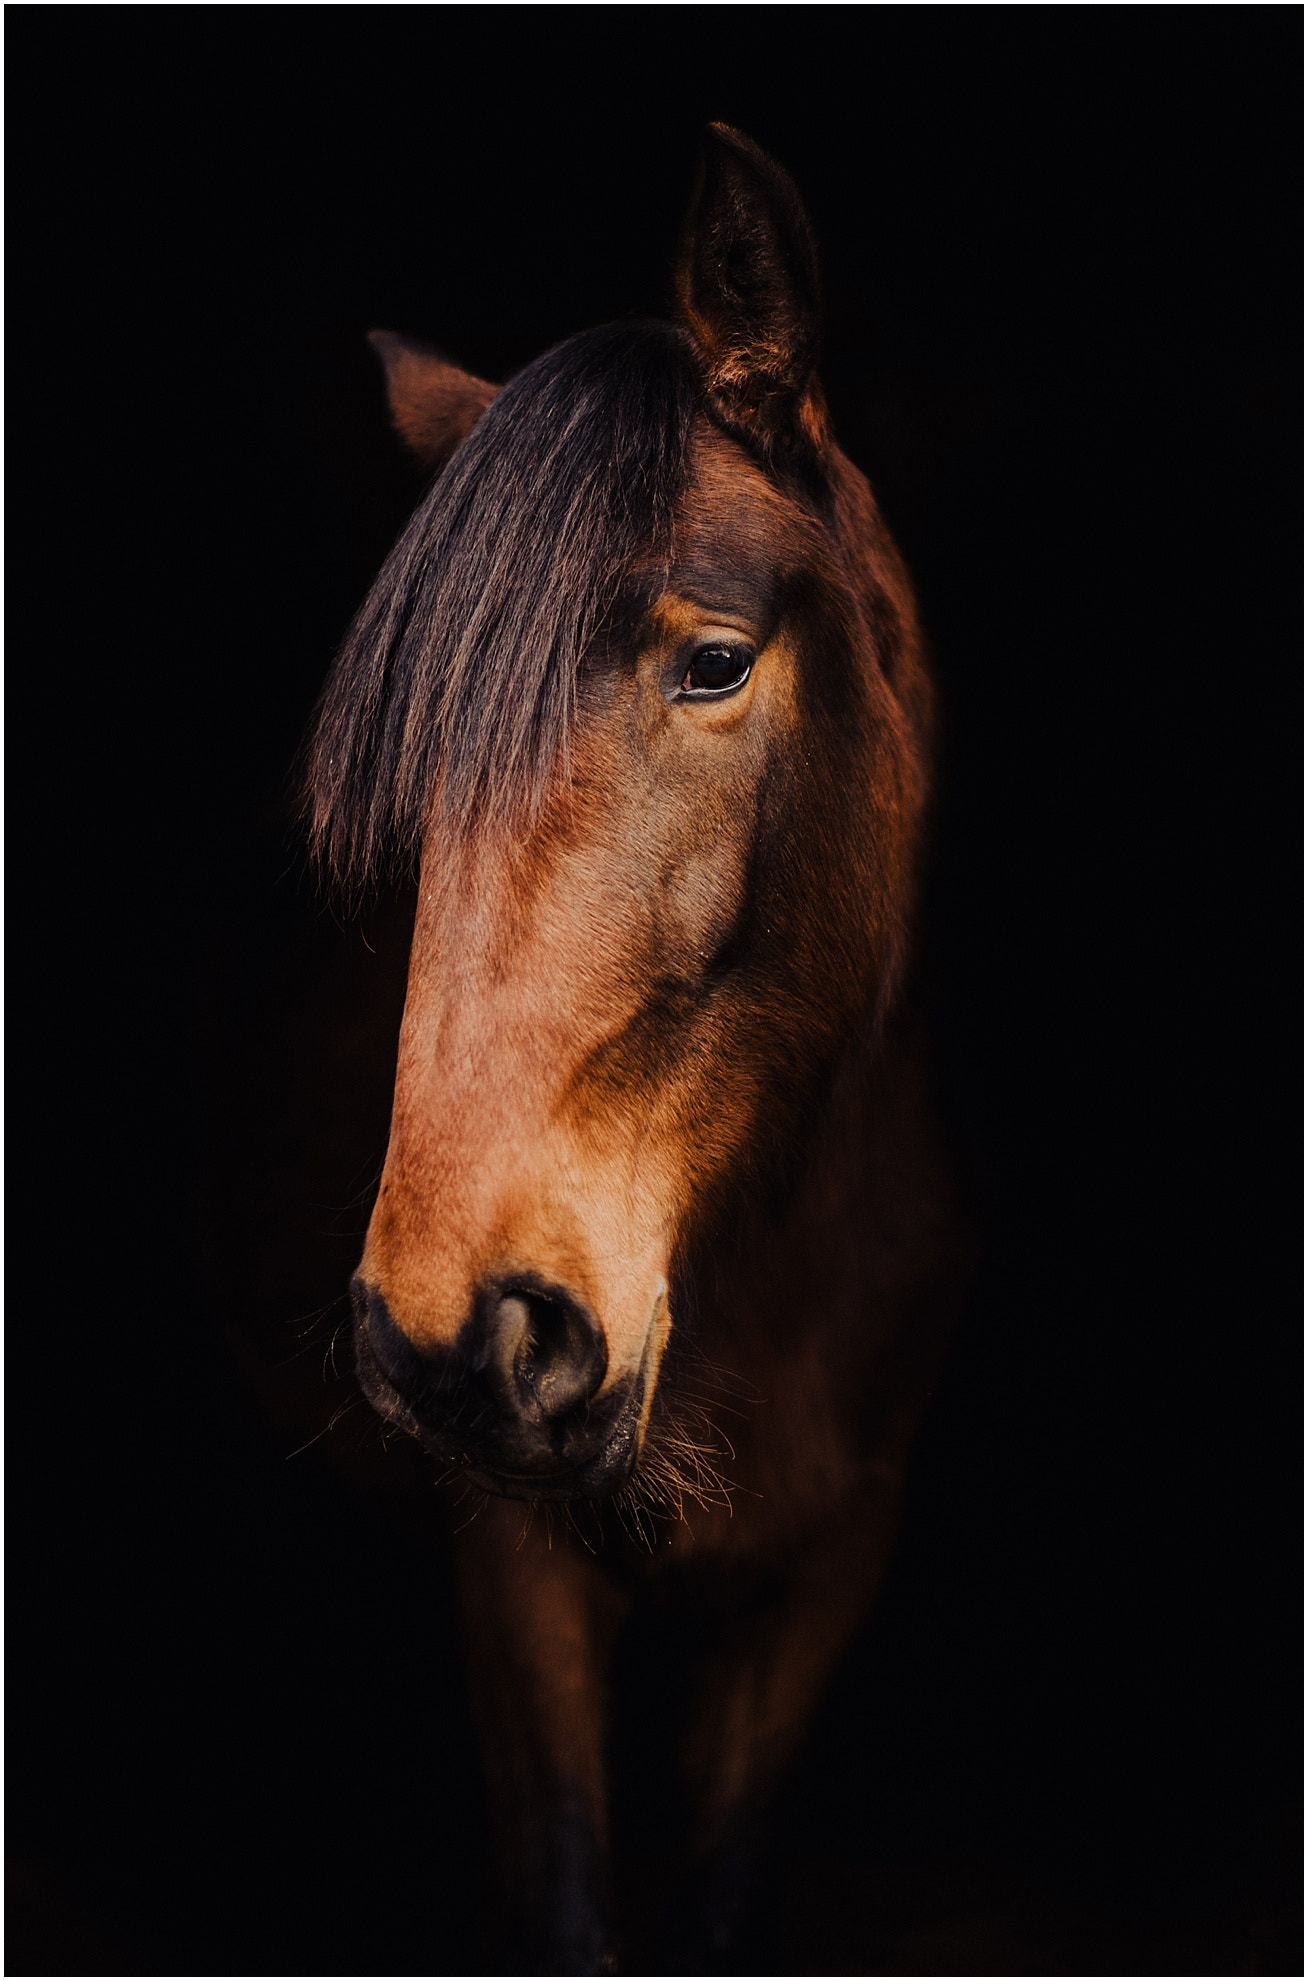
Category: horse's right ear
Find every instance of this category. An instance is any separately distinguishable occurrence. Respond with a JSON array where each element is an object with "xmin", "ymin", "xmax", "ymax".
[
  {"xmin": 676, "ymin": 124, "xmax": 827, "ymax": 466},
  {"xmin": 368, "ymin": 330, "xmax": 499, "ymax": 473}
]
